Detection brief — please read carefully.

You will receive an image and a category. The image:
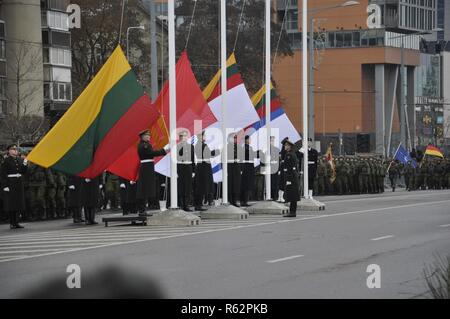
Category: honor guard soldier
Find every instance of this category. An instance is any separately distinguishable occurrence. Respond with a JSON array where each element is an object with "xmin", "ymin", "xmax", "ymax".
[
  {"xmin": 1, "ymin": 144, "xmax": 28, "ymax": 229},
  {"xmin": 67, "ymin": 175, "xmax": 84, "ymax": 223},
  {"xmin": 298, "ymin": 138, "xmax": 319, "ymax": 197},
  {"xmin": 177, "ymin": 130, "xmax": 195, "ymax": 212},
  {"xmin": 281, "ymin": 139, "xmax": 300, "ymax": 217},
  {"xmin": 136, "ymin": 129, "xmax": 167, "ymax": 215},
  {"xmin": 240, "ymin": 135, "xmax": 259, "ymax": 206},
  {"xmin": 194, "ymin": 131, "xmax": 219, "ymax": 211},
  {"xmin": 227, "ymin": 133, "xmax": 244, "ymax": 207},
  {"xmin": 277, "ymin": 137, "xmax": 290, "ymax": 202},
  {"xmin": 82, "ymin": 177, "xmax": 101, "ymax": 225},
  {"xmin": 266, "ymin": 136, "xmax": 281, "ymax": 200}
]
